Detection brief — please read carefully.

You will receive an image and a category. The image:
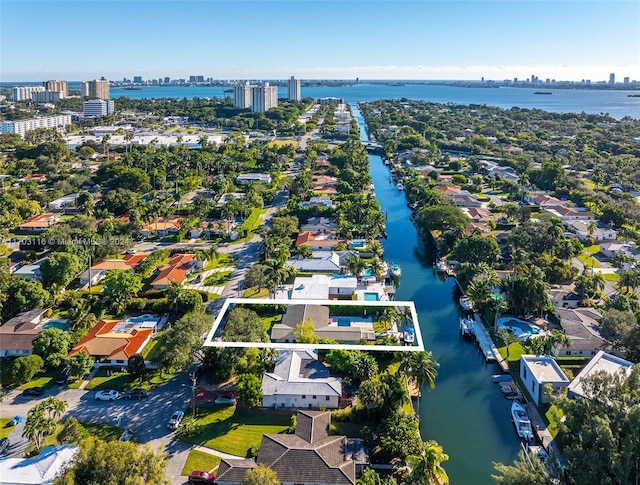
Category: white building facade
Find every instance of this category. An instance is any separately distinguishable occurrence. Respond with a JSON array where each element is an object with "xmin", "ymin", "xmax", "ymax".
[
  {"xmin": 288, "ymin": 75, "xmax": 301, "ymax": 101},
  {"xmin": 83, "ymin": 99, "xmax": 115, "ymax": 117},
  {"xmin": 12, "ymin": 86, "xmax": 45, "ymax": 101},
  {"xmin": 233, "ymin": 81, "xmax": 252, "ymax": 109},
  {"xmin": 251, "ymin": 82, "xmax": 278, "ymax": 112},
  {"xmin": 1, "ymin": 115, "xmax": 72, "ymax": 138}
]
